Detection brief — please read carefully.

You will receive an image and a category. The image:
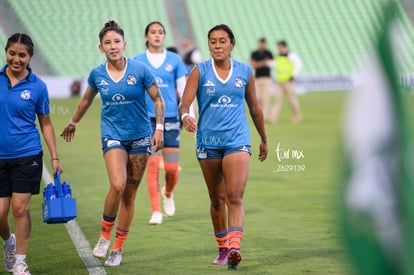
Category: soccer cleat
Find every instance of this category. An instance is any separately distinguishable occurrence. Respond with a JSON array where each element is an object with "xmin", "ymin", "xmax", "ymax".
[
  {"xmin": 149, "ymin": 211, "xmax": 163, "ymax": 225},
  {"xmin": 104, "ymin": 249, "xmax": 122, "ymax": 267},
  {"xmin": 92, "ymin": 237, "xmax": 110, "ymax": 258},
  {"xmin": 213, "ymin": 248, "xmax": 228, "ymax": 265},
  {"xmin": 13, "ymin": 261, "xmax": 31, "ymax": 275},
  {"xmin": 162, "ymin": 187, "xmax": 175, "ymax": 216},
  {"xmin": 3, "ymin": 233, "xmax": 16, "ymax": 272},
  {"xmin": 227, "ymin": 248, "xmax": 242, "ymax": 270}
]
